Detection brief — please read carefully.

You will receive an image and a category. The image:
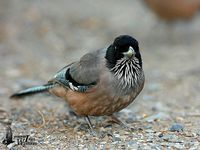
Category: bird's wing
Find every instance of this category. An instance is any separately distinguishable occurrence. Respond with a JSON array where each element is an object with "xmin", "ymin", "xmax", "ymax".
[{"xmin": 49, "ymin": 50, "xmax": 103, "ymax": 92}]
